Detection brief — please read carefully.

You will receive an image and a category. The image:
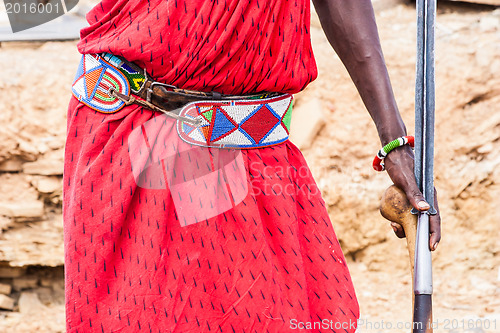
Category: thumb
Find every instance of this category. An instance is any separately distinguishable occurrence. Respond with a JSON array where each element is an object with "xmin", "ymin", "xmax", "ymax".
[{"xmin": 403, "ymin": 178, "xmax": 430, "ymax": 212}]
